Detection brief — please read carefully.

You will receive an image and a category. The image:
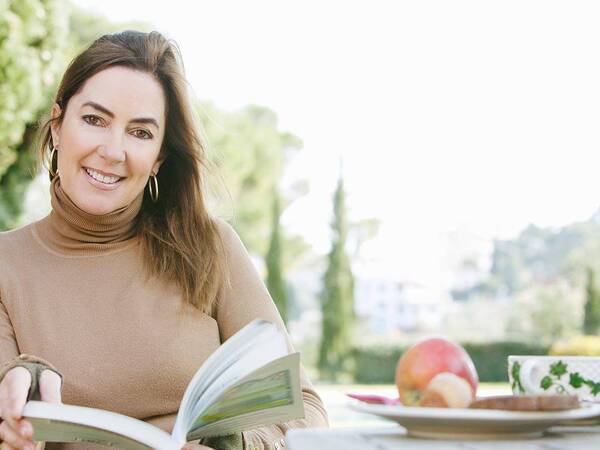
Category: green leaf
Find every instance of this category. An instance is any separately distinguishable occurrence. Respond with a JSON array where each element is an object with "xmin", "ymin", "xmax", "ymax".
[
  {"xmin": 540, "ymin": 376, "xmax": 553, "ymax": 390},
  {"xmin": 582, "ymin": 379, "xmax": 600, "ymax": 396},
  {"xmin": 511, "ymin": 362, "xmax": 525, "ymax": 393},
  {"xmin": 569, "ymin": 372, "xmax": 585, "ymax": 388},
  {"xmin": 549, "ymin": 361, "xmax": 568, "ymax": 379}
]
